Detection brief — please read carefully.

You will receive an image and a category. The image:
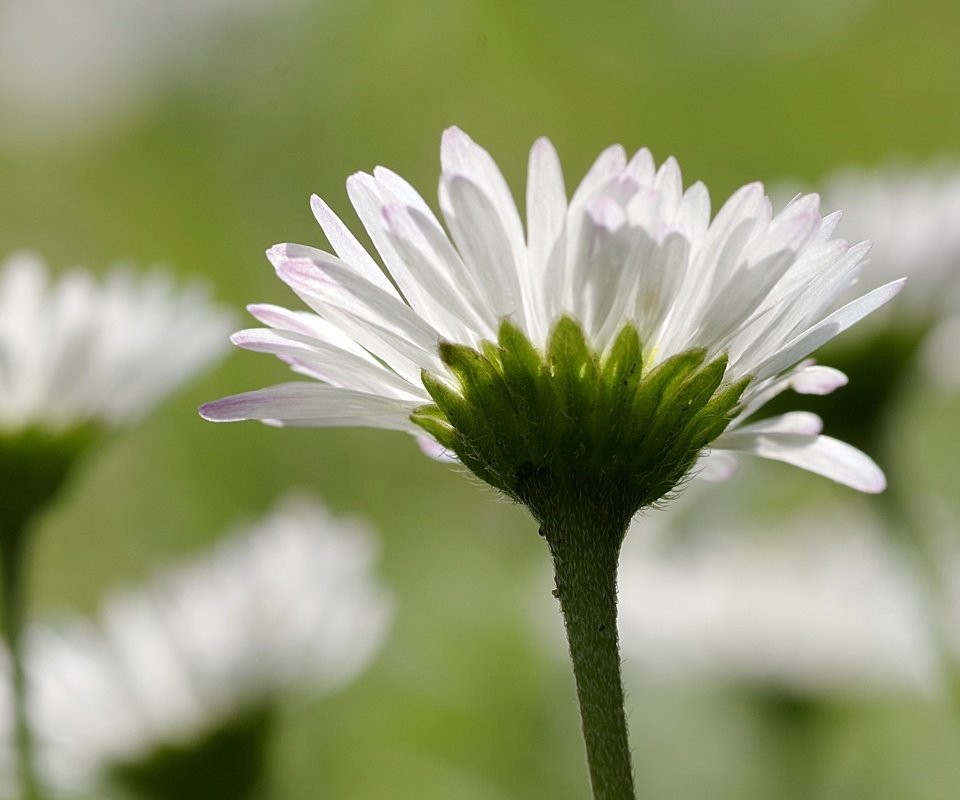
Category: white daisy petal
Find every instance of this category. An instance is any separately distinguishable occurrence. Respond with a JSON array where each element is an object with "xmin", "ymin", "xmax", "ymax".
[
  {"xmin": 440, "ymin": 173, "xmax": 526, "ymax": 324},
  {"xmin": 440, "ymin": 127, "xmax": 527, "ymax": 262},
  {"xmin": 722, "ymin": 411, "xmax": 825, "ymax": 438},
  {"xmin": 246, "ymin": 303, "xmax": 371, "ymax": 358},
  {"xmin": 309, "ymin": 194, "xmax": 396, "ymax": 296},
  {"xmin": 416, "ymin": 434, "xmax": 459, "ymax": 462},
  {"xmin": 717, "ymin": 429, "xmax": 886, "ymax": 493},
  {"xmin": 791, "ymin": 364, "xmax": 848, "ymax": 394},
  {"xmin": 694, "ymin": 449, "xmax": 741, "ymax": 481},
  {"xmin": 230, "ymin": 328, "xmax": 420, "ymax": 399},
  {"xmin": 269, "ymin": 246, "xmax": 443, "ymax": 373},
  {"xmin": 753, "ymin": 278, "xmax": 906, "ymax": 381},
  {"xmin": 653, "ymin": 156, "xmax": 684, "ymax": 219},
  {"xmin": 675, "ymin": 181, "xmax": 711, "ymax": 241},
  {"xmin": 570, "ymin": 144, "xmax": 628, "ymax": 208},
  {"xmin": 734, "ymin": 362, "xmax": 848, "ymax": 422},
  {"xmin": 345, "ymin": 171, "xmax": 452, "ymax": 323},
  {"xmin": 526, "ymin": 137, "xmax": 568, "ymax": 340},
  {"xmin": 199, "ymin": 382, "xmax": 422, "ymax": 431},
  {"xmin": 381, "ymin": 203, "xmax": 491, "ymax": 341}
]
